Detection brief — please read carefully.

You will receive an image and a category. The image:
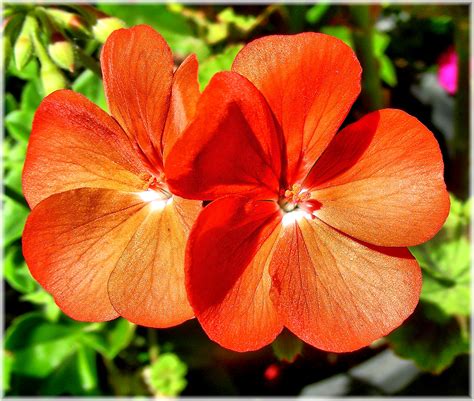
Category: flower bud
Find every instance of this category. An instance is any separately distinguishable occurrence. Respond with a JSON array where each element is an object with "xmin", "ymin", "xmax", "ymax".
[
  {"xmin": 13, "ymin": 16, "xmax": 35, "ymax": 70},
  {"xmin": 40, "ymin": 60, "xmax": 67, "ymax": 95},
  {"xmin": 92, "ymin": 17, "xmax": 126, "ymax": 43},
  {"xmin": 45, "ymin": 8, "xmax": 90, "ymax": 37},
  {"xmin": 48, "ymin": 34, "xmax": 75, "ymax": 72}
]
